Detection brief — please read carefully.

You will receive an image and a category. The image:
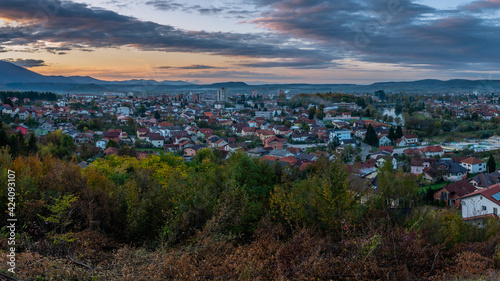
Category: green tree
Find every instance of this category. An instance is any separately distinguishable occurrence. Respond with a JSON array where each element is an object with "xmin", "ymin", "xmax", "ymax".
[
  {"xmin": 395, "ymin": 125, "xmax": 403, "ymax": 139},
  {"xmin": 299, "ymin": 122, "xmax": 310, "ymax": 131},
  {"xmin": 106, "ymin": 139, "xmax": 120, "ymax": 149},
  {"xmin": 42, "ymin": 130, "xmax": 76, "ymax": 159},
  {"xmin": 27, "ymin": 133, "xmax": 38, "ymax": 154},
  {"xmin": 364, "ymin": 124, "xmax": 378, "ymax": 147},
  {"xmin": 315, "ymin": 108, "xmax": 325, "ymax": 120},
  {"xmin": 4, "ymin": 97, "xmax": 13, "ymax": 107},
  {"xmin": 487, "ymin": 155, "xmax": 496, "ymax": 173},
  {"xmin": 0, "ymin": 128, "xmax": 8, "ymax": 147},
  {"xmin": 376, "ymin": 159, "xmax": 419, "ymax": 210},
  {"xmin": 388, "ymin": 126, "xmax": 396, "ymax": 142},
  {"xmin": 308, "ymin": 106, "xmax": 316, "ymax": 120}
]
